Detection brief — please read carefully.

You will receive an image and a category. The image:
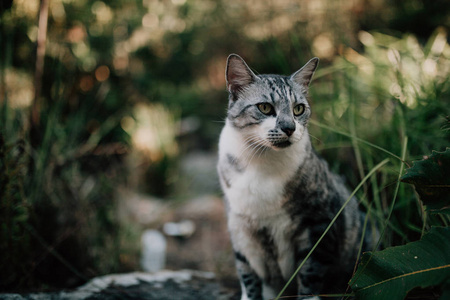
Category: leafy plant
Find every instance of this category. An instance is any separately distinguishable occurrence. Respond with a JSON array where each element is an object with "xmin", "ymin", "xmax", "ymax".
[
  {"xmin": 401, "ymin": 148, "xmax": 450, "ymax": 214},
  {"xmin": 350, "ymin": 227, "xmax": 450, "ymax": 300},
  {"xmin": 349, "ymin": 147, "xmax": 450, "ymax": 300}
]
